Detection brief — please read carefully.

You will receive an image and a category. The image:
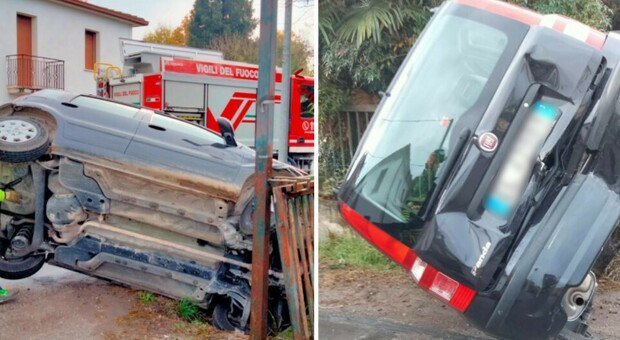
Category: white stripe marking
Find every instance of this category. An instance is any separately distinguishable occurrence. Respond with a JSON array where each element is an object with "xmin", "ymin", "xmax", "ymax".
[
  {"xmin": 540, "ymin": 15, "xmax": 558, "ymax": 28},
  {"xmin": 564, "ymin": 22, "xmax": 590, "ymax": 41}
]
